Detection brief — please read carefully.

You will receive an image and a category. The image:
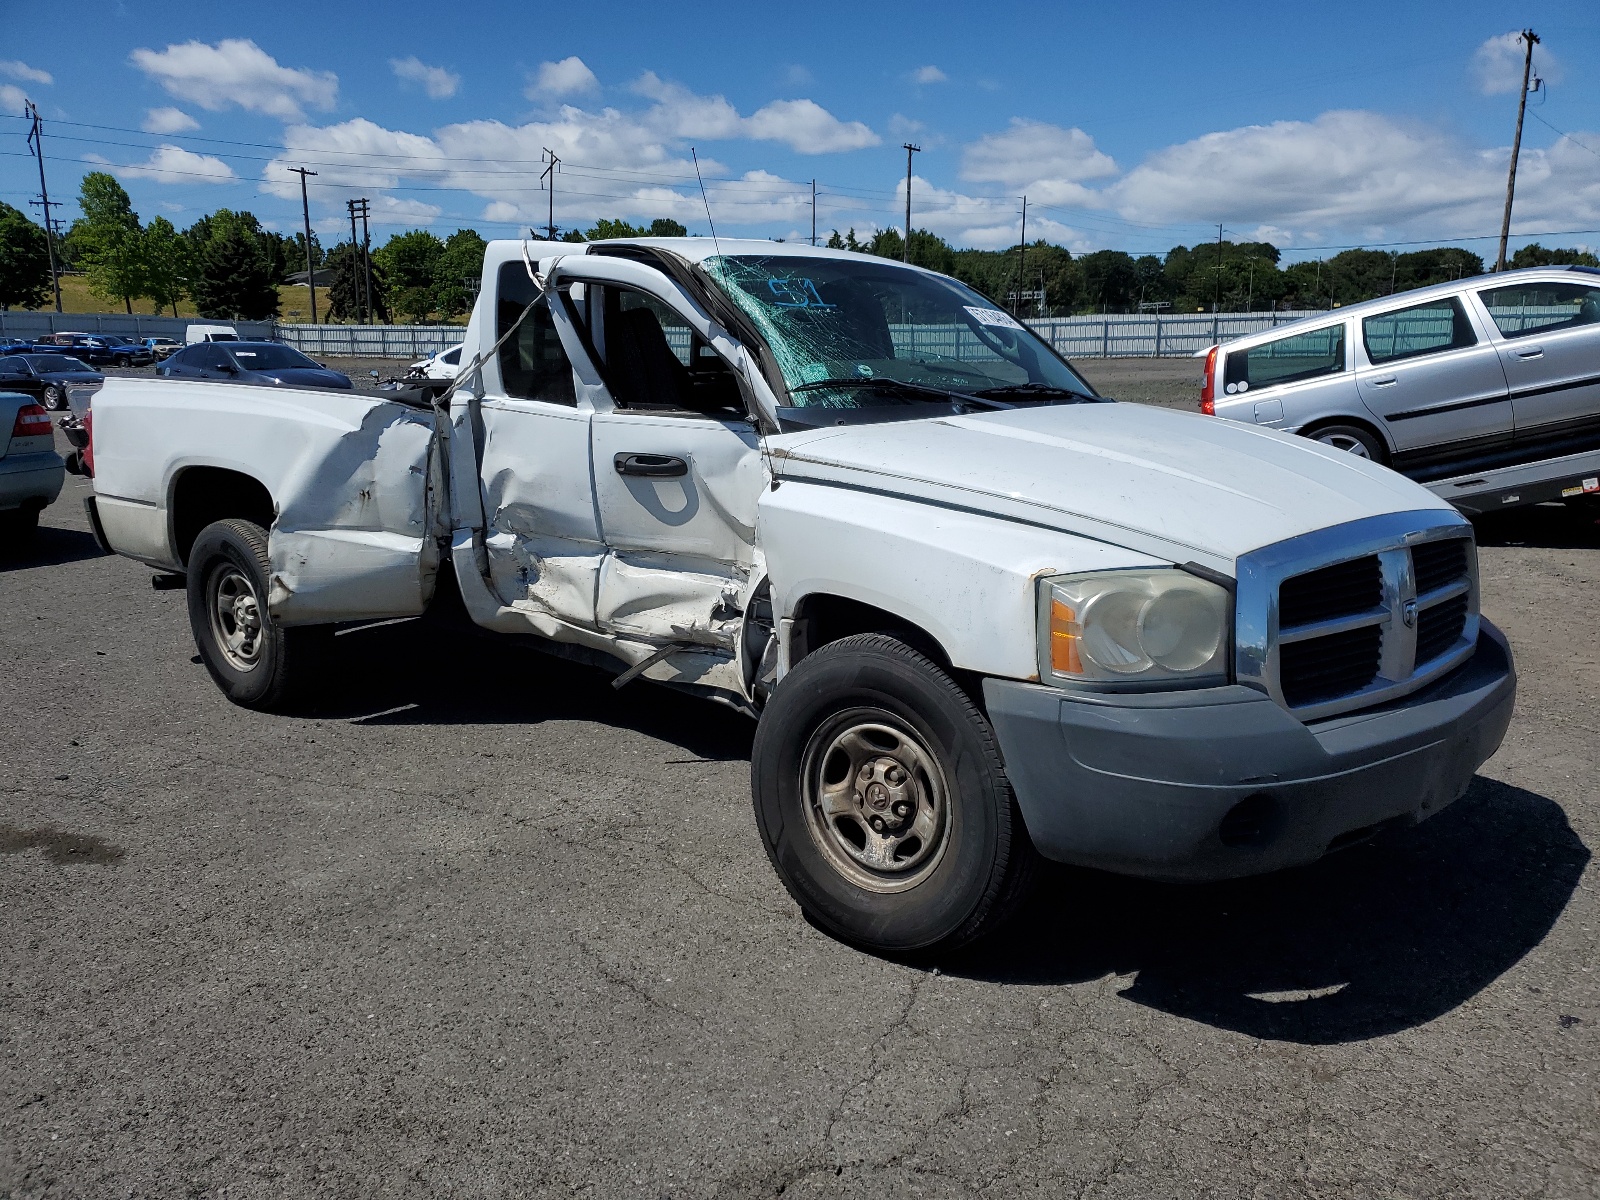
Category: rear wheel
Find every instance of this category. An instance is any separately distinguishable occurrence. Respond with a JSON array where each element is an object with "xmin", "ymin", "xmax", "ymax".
[
  {"xmin": 186, "ymin": 518, "xmax": 330, "ymax": 710},
  {"xmin": 752, "ymin": 634, "xmax": 1038, "ymax": 955},
  {"xmin": 1306, "ymin": 423, "xmax": 1386, "ymax": 462}
]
